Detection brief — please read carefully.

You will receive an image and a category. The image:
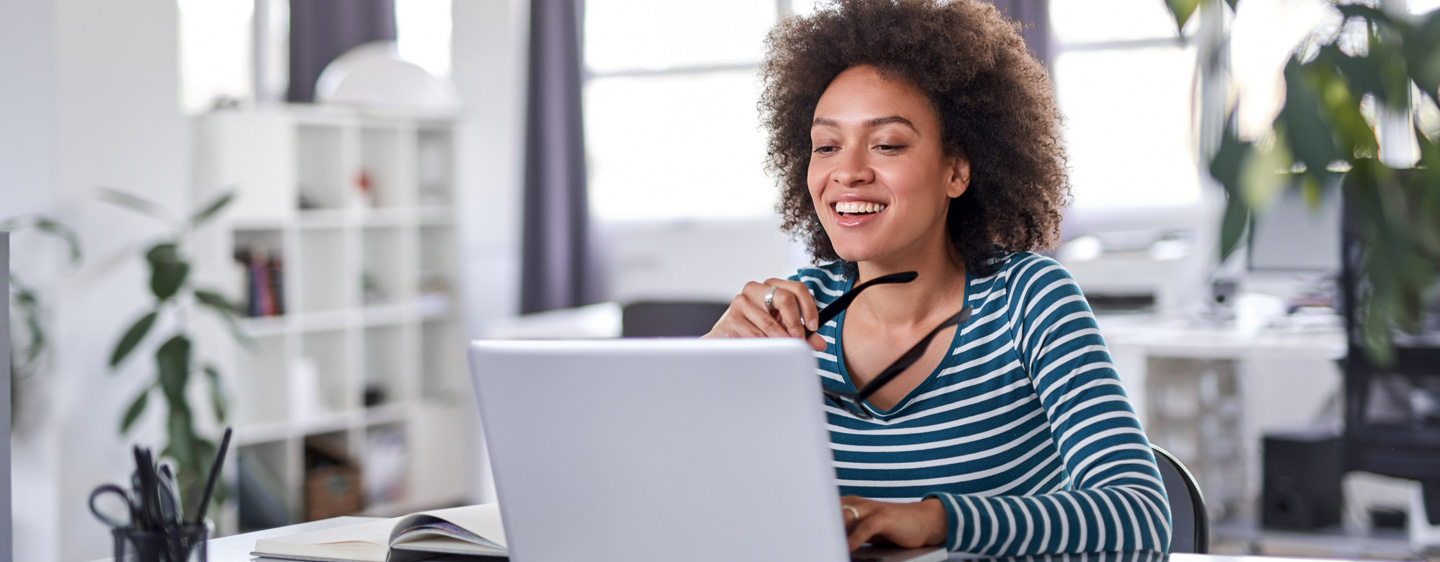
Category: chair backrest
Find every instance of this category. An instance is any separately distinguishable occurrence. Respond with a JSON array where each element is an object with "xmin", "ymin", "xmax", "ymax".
[
  {"xmin": 621, "ymin": 301, "xmax": 729, "ymax": 338},
  {"xmin": 1152, "ymin": 444, "xmax": 1208, "ymax": 553}
]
